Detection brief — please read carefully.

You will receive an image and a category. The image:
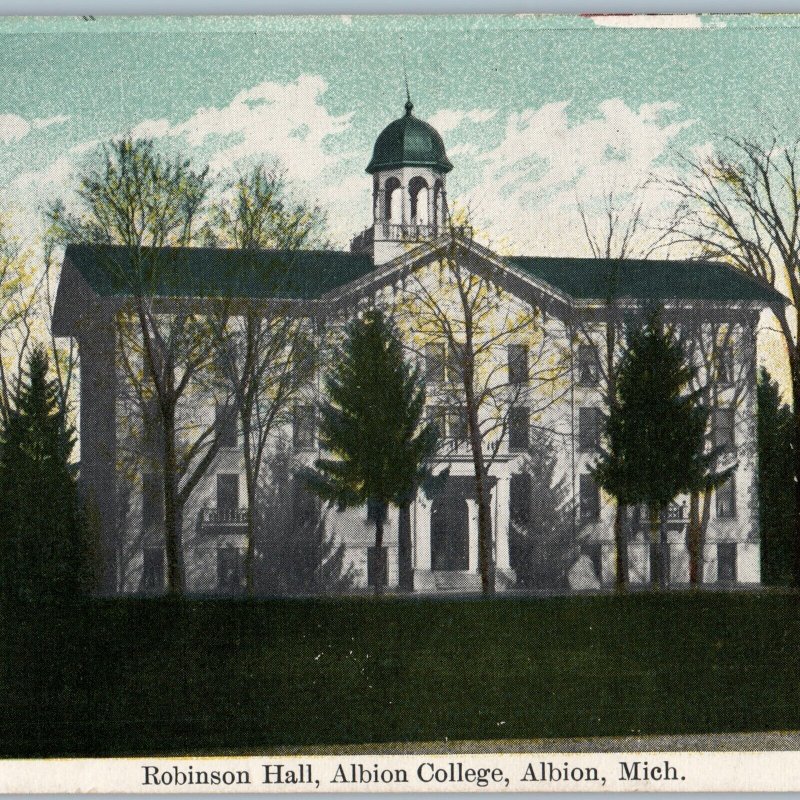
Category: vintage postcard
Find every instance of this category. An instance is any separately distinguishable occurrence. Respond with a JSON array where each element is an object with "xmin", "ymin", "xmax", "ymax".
[{"xmin": 2, "ymin": 10, "xmax": 800, "ymax": 793}]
